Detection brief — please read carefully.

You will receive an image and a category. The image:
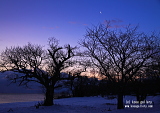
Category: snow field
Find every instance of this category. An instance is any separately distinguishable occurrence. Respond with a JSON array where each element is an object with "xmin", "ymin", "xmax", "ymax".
[{"xmin": 0, "ymin": 96, "xmax": 160, "ymax": 113}]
